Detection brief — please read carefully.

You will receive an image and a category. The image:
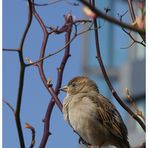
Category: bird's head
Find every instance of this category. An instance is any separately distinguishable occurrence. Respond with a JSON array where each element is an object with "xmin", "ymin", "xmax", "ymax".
[{"xmin": 60, "ymin": 76, "xmax": 99, "ymax": 95}]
